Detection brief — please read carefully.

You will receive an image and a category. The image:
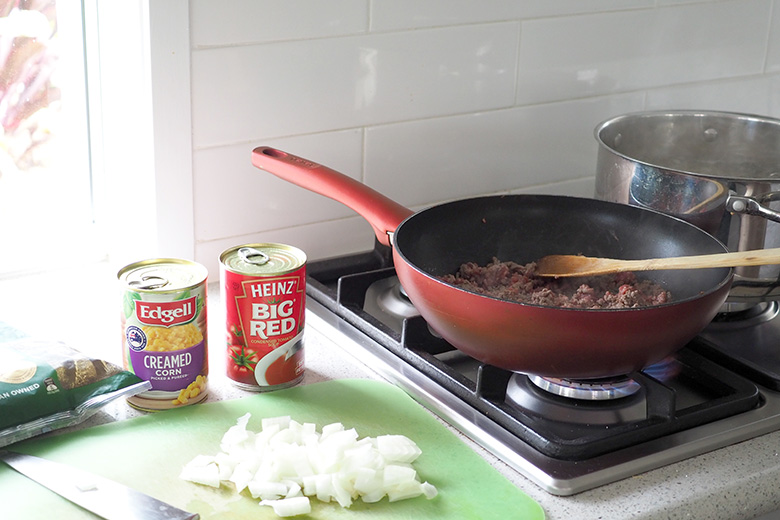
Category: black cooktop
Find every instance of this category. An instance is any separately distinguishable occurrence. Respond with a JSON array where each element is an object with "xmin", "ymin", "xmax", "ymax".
[{"xmin": 305, "ymin": 243, "xmax": 764, "ymax": 461}]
